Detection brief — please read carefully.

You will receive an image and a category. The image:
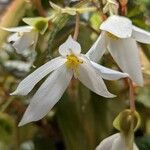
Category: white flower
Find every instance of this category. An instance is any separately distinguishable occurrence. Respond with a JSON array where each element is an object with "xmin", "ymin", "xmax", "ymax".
[
  {"xmin": 96, "ymin": 133, "xmax": 139, "ymax": 150},
  {"xmin": 11, "ymin": 35, "xmax": 128, "ymax": 126},
  {"xmin": 1, "ymin": 17, "xmax": 48, "ymax": 54},
  {"xmin": 103, "ymin": 0, "xmax": 119, "ymax": 15},
  {"xmin": 86, "ymin": 15, "xmax": 150, "ymax": 86}
]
